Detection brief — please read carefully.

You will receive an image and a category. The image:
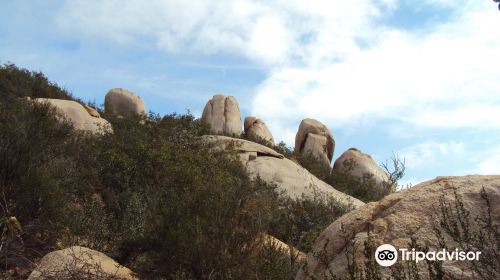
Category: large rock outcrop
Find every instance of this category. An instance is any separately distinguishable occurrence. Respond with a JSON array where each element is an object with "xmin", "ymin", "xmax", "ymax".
[
  {"xmin": 296, "ymin": 175, "xmax": 500, "ymax": 280},
  {"xmin": 244, "ymin": 117, "xmax": 274, "ymax": 145},
  {"xmin": 105, "ymin": 88, "xmax": 146, "ymax": 117},
  {"xmin": 202, "ymin": 135, "xmax": 363, "ymax": 209},
  {"xmin": 202, "ymin": 94, "xmax": 242, "ymax": 136},
  {"xmin": 29, "ymin": 246, "xmax": 136, "ymax": 279},
  {"xmin": 34, "ymin": 98, "xmax": 112, "ymax": 134},
  {"xmin": 295, "ymin": 119, "xmax": 334, "ymax": 167},
  {"xmin": 332, "ymin": 148, "xmax": 392, "ymax": 197}
]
